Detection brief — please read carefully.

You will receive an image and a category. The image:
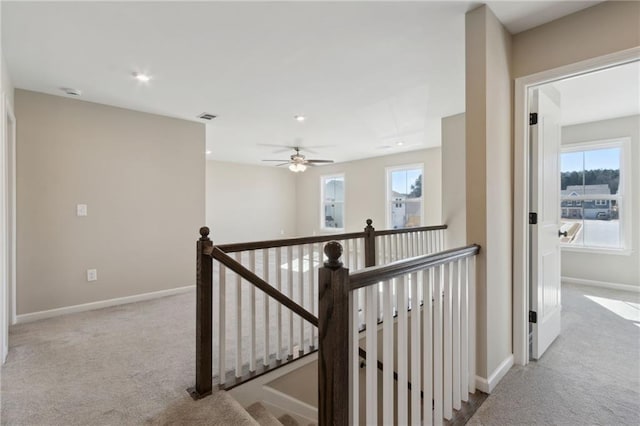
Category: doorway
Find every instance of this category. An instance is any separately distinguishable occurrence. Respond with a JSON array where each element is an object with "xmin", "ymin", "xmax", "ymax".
[{"xmin": 513, "ymin": 48, "xmax": 640, "ymax": 365}]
